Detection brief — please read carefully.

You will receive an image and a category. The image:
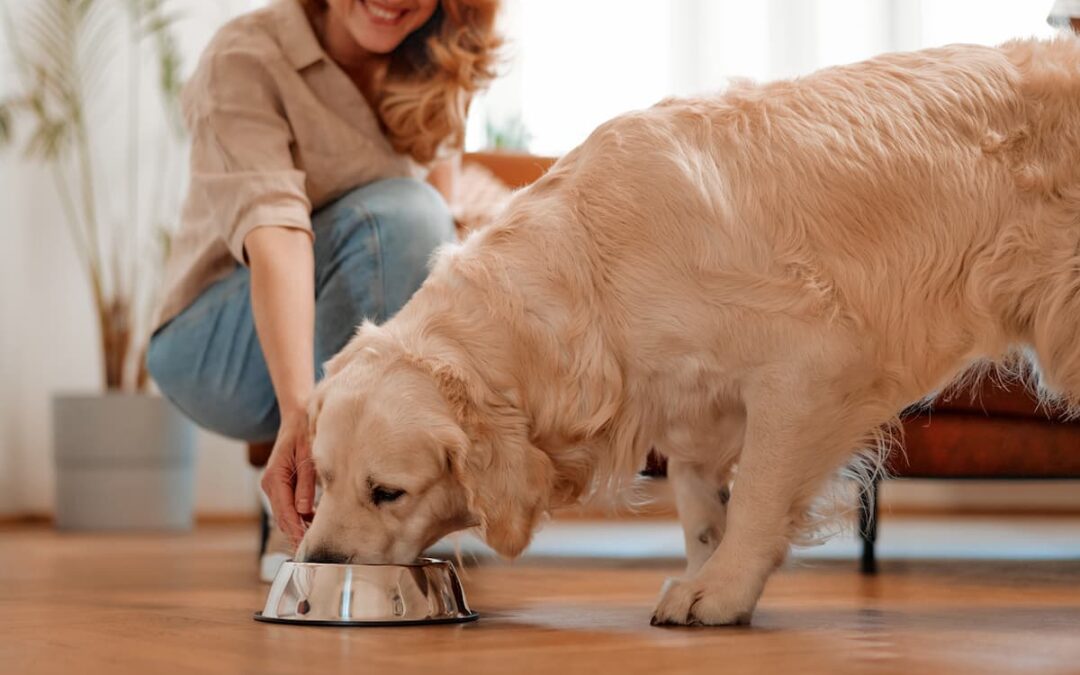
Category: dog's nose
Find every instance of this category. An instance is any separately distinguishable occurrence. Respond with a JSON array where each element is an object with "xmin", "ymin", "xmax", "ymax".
[{"xmin": 301, "ymin": 547, "xmax": 351, "ymax": 564}]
